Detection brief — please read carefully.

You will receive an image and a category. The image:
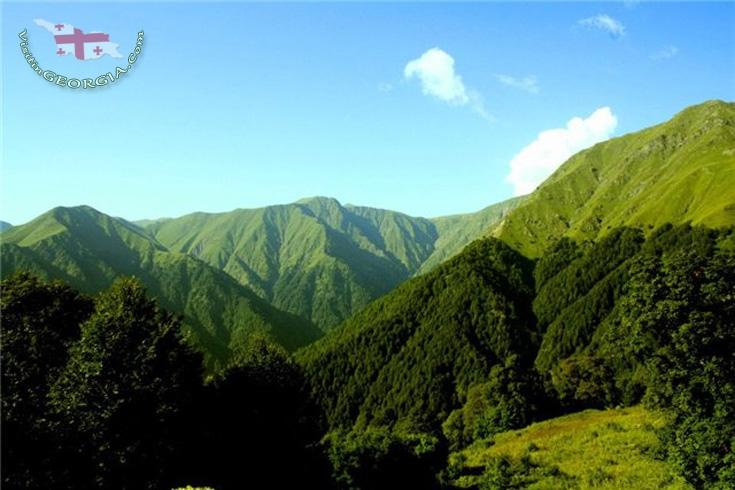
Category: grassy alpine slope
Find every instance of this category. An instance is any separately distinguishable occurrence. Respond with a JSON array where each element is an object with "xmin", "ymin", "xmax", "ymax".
[
  {"xmin": 0, "ymin": 206, "xmax": 322, "ymax": 370},
  {"xmin": 494, "ymin": 100, "xmax": 735, "ymax": 257},
  {"xmin": 450, "ymin": 405, "xmax": 691, "ymax": 490}
]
